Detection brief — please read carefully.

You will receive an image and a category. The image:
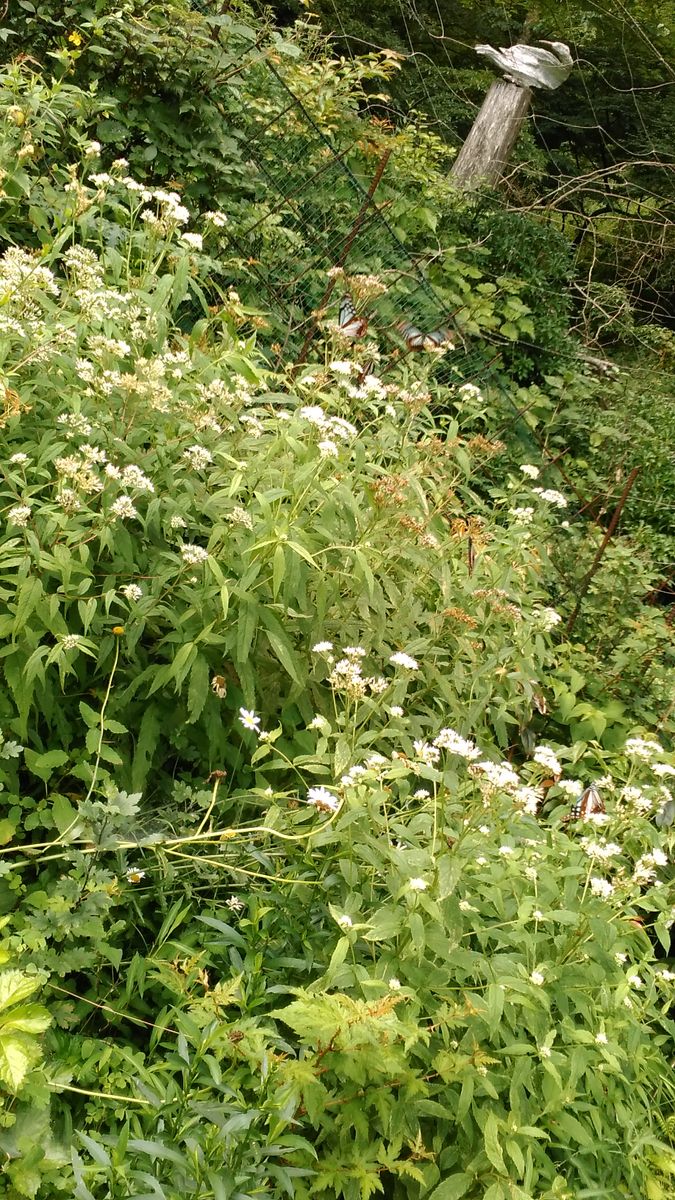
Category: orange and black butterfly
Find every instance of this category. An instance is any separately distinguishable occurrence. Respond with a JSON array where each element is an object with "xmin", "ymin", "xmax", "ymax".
[
  {"xmin": 567, "ymin": 784, "xmax": 605, "ymax": 822},
  {"xmin": 338, "ymin": 294, "xmax": 368, "ymax": 339}
]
